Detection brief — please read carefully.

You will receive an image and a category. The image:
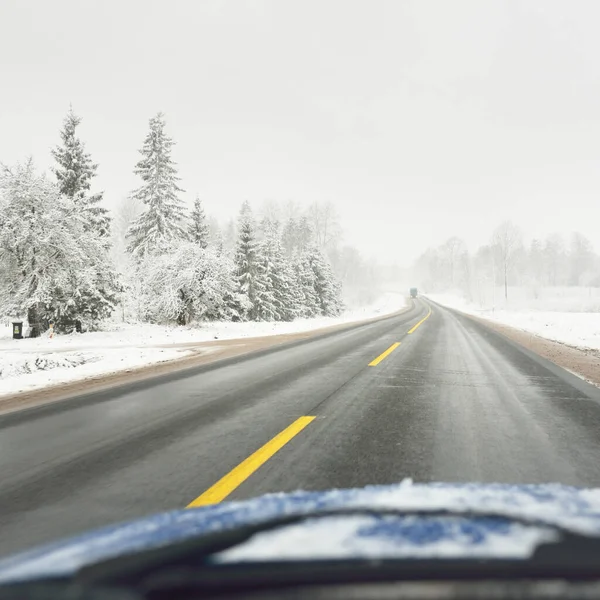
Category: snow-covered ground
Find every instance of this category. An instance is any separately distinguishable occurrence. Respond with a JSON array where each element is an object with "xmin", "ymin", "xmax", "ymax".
[
  {"xmin": 0, "ymin": 292, "xmax": 407, "ymax": 398},
  {"xmin": 0, "ymin": 348, "xmax": 197, "ymax": 398},
  {"xmin": 428, "ymin": 290, "xmax": 600, "ymax": 351}
]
